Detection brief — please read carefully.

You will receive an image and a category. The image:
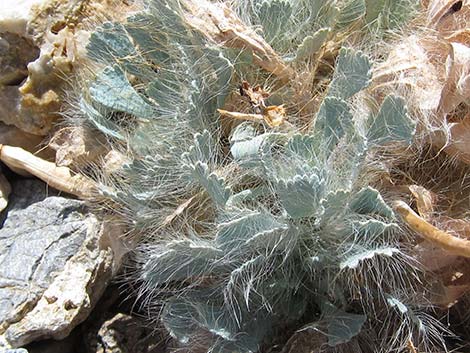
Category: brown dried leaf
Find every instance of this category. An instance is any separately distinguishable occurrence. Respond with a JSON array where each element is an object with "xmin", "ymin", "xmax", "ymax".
[
  {"xmin": 438, "ymin": 42, "xmax": 470, "ymax": 114},
  {"xmin": 444, "ymin": 28, "xmax": 470, "ymax": 46},
  {"xmin": 217, "ymin": 109, "xmax": 264, "ymax": 123},
  {"xmin": 372, "ymin": 36, "xmax": 450, "ymax": 117},
  {"xmin": 427, "ymin": 0, "xmax": 470, "ymax": 35},
  {"xmin": 263, "ymin": 105, "xmax": 286, "ymax": 127},
  {"xmin": 218, "ymin": 105, "xmax": 286, "ymax": 127},
  {"xmin": 437, "ymin": 118, "xmax": 470, "ymax": 164},
  {"xmin": 181, "ymin": 0, "xmax": 293, "ymax": 81},
  {"xmin": 239, "ymin": 81, "xmax": 270, "ymax": 113},
  {"xmin": 280, "ymin": 328, "xmax": 326, "ymax": 353},
  {"xmin": 409, "ymin": 185, "xmax": 437, "ymax": 220},
  {"xmin": 162, "ymin": 196, "xmax": 196, "ymax": 227},
  {"xmin": 413, "ymin": 241, "xmax": 459, "ymax": 271},
  {"xmin": 435, "ymin": 284, "xmax": 470, "ymax": 308},
  {"xmin": 373, "ymin": 0, "xmax": 470, "ymax": 123}
]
